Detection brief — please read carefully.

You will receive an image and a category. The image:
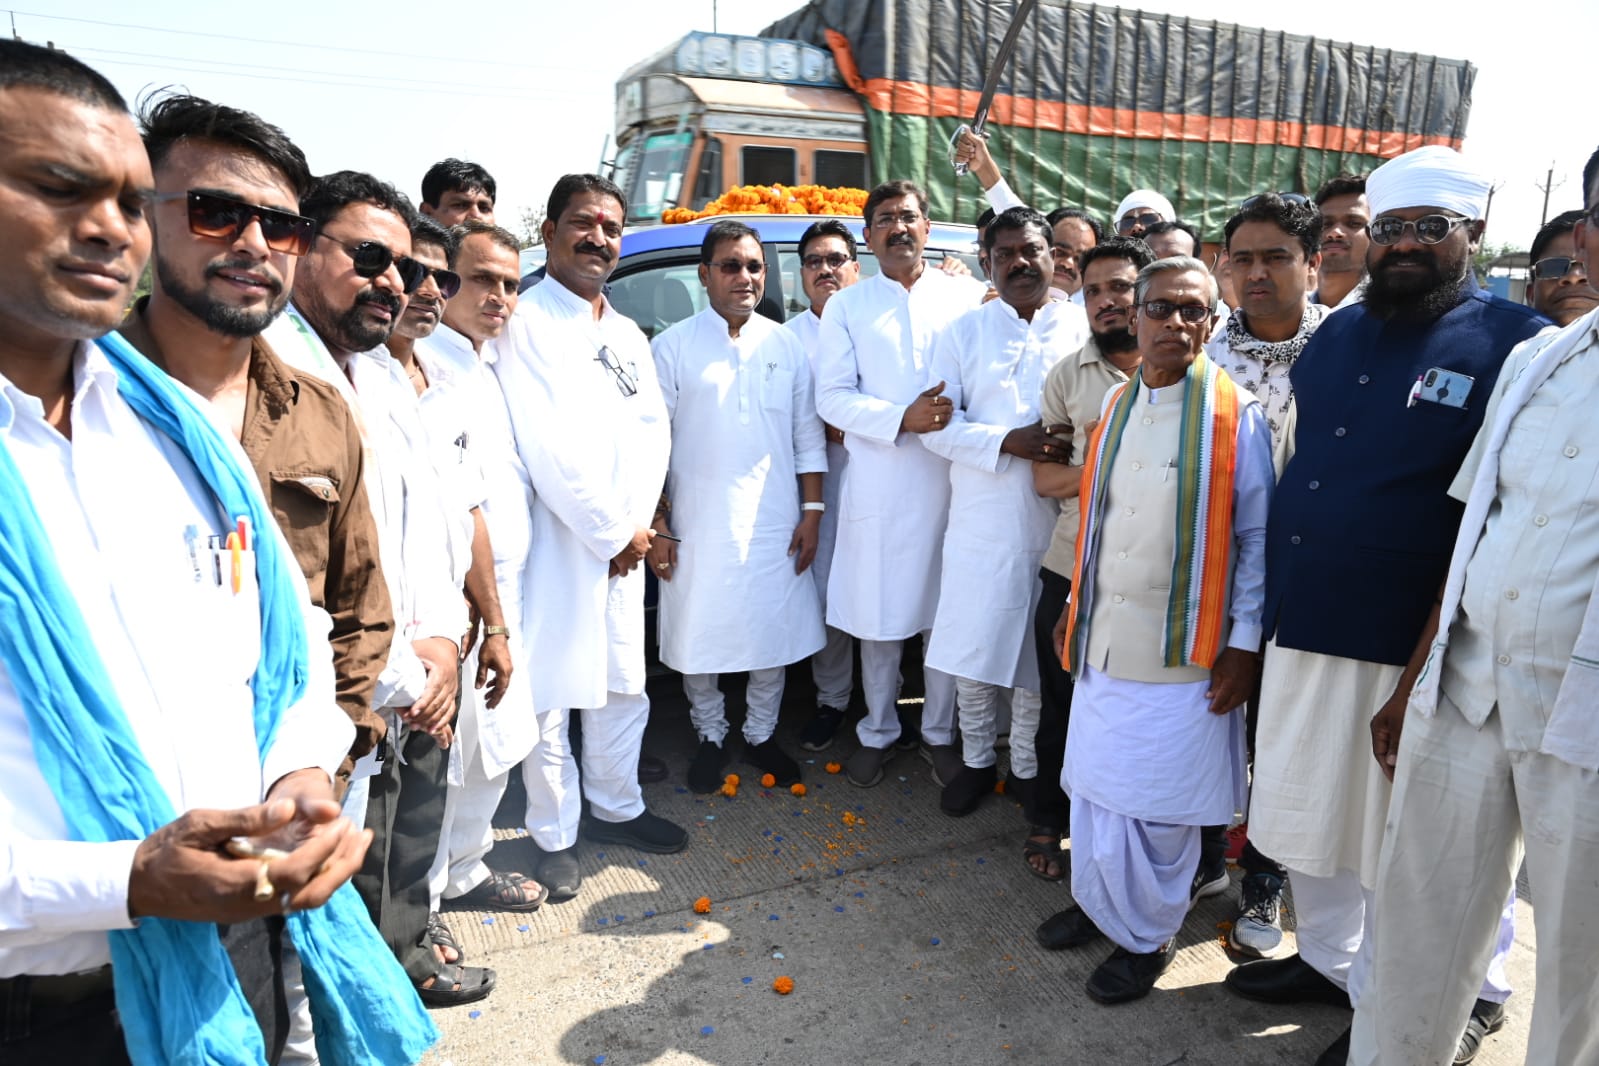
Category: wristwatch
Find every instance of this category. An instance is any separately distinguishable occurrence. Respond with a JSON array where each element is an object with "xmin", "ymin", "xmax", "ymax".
[{"xmin": 483, "ymin": 625, "xmax": 510, "ymax": 637}]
